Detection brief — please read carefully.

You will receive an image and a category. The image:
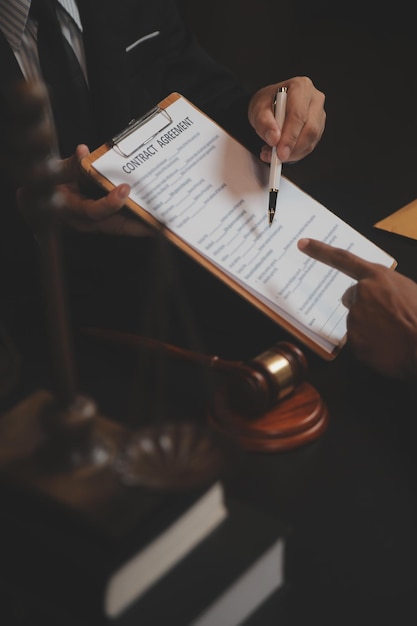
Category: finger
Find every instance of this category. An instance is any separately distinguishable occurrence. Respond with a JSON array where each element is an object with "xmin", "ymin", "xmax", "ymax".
[
  {"xmin": 62, "ymin": 183, "xmax": 131, "ymax": 222},
  {"xmin": 278, "ymin": 78, "xmax": 325, "ymax": 162},
  {"xmin": 297, "ymin": 238, "xmax": 373, "ymax": 280},
  {"xmin": 280, "ymin": 96, "xmax": 326, "ymax": 162},
  {"xmin": 248, "ymin": 85, "xmax": 283, "ymax": 147},
  {"xmin": 278, "ymin": 87, "xmax": 307, "ymax": 159}
]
